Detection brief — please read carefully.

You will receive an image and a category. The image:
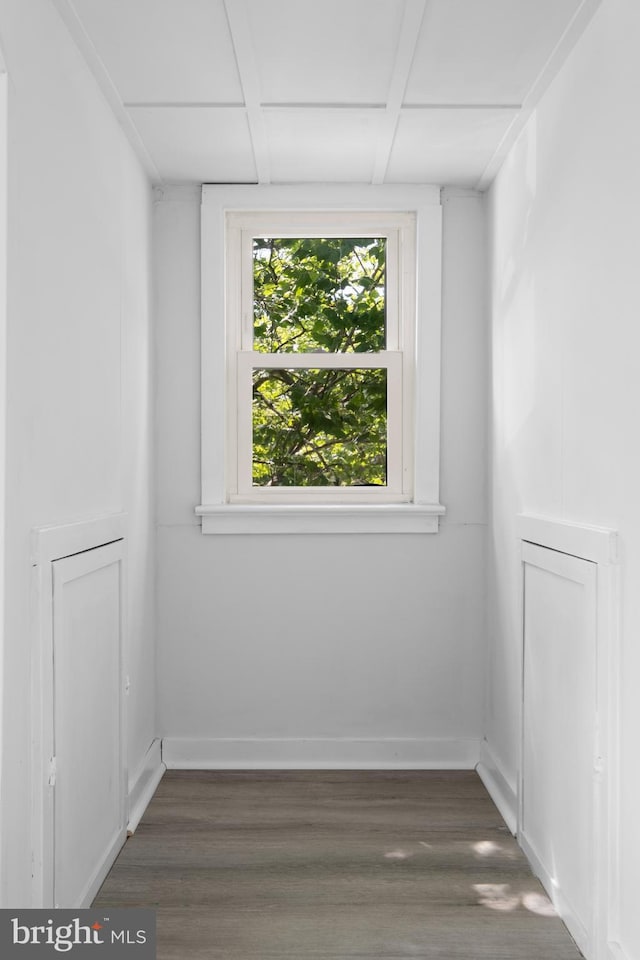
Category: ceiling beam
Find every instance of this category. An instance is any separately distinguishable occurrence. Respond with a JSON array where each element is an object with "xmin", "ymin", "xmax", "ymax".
[
  {"xmin": 223, "ymin": 0, "xmax": 271, "ymax": 184},
  {"xmin": 372, "ymin": 0, "xmax": 428, "ymax": 185}
]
